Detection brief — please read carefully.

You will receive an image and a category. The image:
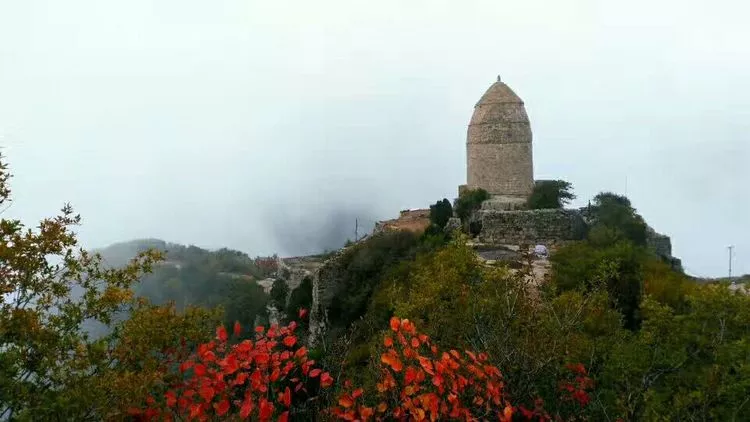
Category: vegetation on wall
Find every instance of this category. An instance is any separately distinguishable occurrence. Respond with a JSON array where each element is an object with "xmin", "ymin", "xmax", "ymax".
[{"xmin": 454, "ymin": 188, "xmax": 489, "ymax": 222}]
